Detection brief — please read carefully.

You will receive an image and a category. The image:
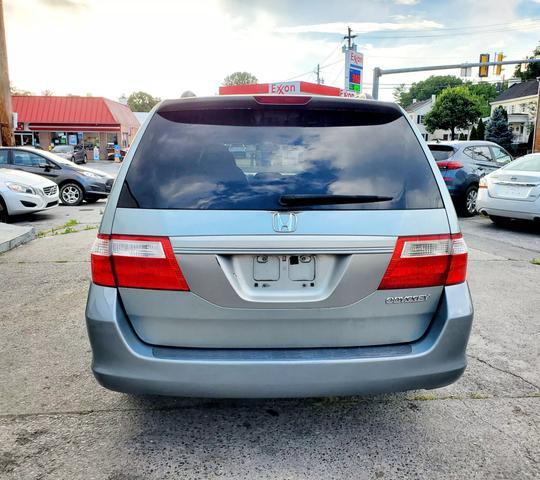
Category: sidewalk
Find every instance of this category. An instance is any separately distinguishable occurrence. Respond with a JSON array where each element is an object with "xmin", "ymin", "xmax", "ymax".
[{"xmin": 0, "ymin": 223, "xmax": 35, "ymax": 253}]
